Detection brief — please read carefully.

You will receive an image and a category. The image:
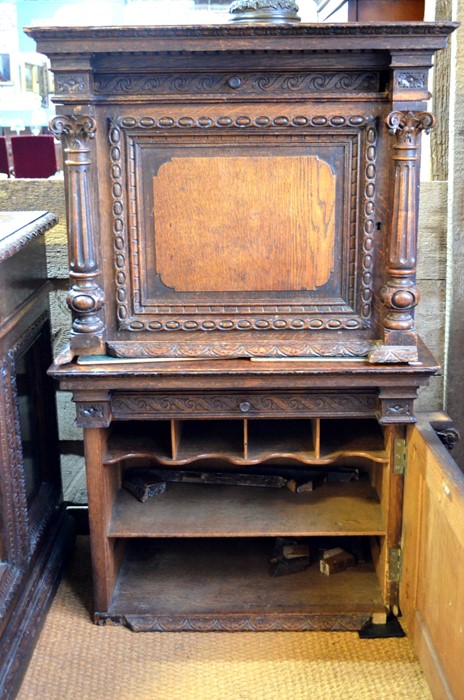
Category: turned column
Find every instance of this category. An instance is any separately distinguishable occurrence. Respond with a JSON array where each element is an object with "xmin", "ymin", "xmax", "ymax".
[
  {"xmin": 51, "ymin": 111, "xmax": 105, "ymax": 352},
  {"xmin": 369, "ymin": 110, "xmax": 434, "ymax": 364}
]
